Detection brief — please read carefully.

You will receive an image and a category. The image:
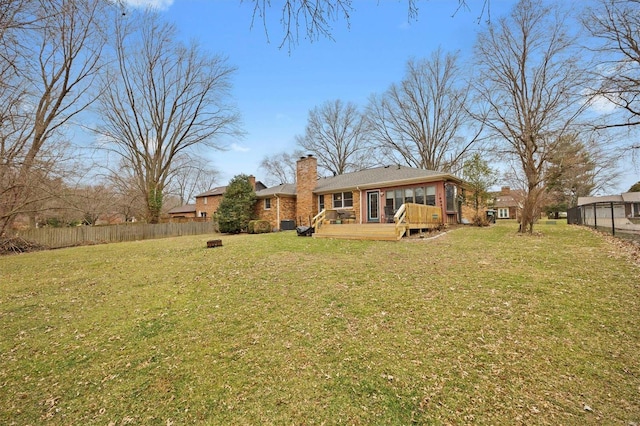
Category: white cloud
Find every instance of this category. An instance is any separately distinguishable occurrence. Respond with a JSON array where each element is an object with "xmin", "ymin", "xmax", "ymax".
[
  {"xmin": 230, "ymin": 143, "xmax": 250, "ymax": 152},
  {"xmin": 588, "ymin": 94, "xmax": 618, "ymax": 114},
  {"xmin": 121, "ymin": 0, "xmax": 174, "ymax": 10}
]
